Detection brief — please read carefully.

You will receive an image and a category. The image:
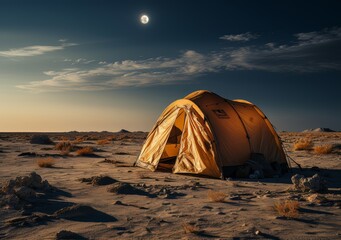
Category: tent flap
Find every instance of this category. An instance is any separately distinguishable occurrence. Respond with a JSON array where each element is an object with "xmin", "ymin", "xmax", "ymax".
[{"xmin": 173, "ymin": 107, "xmax": 221, "ymax": 178}]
